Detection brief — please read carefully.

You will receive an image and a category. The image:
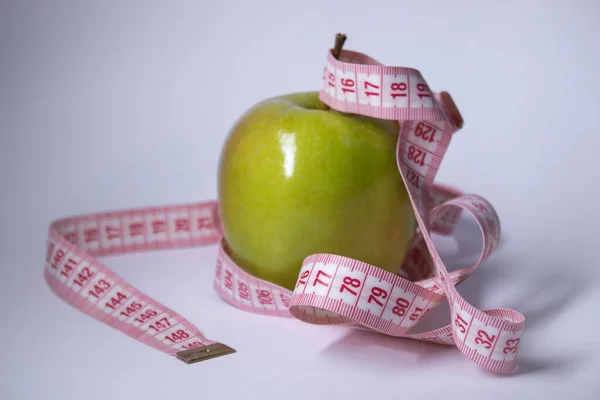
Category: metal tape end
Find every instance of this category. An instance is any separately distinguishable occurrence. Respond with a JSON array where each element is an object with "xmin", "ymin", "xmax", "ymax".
[{"xmin": 176, "ymin": 343, "xmax": 236, "ymax": 364}]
